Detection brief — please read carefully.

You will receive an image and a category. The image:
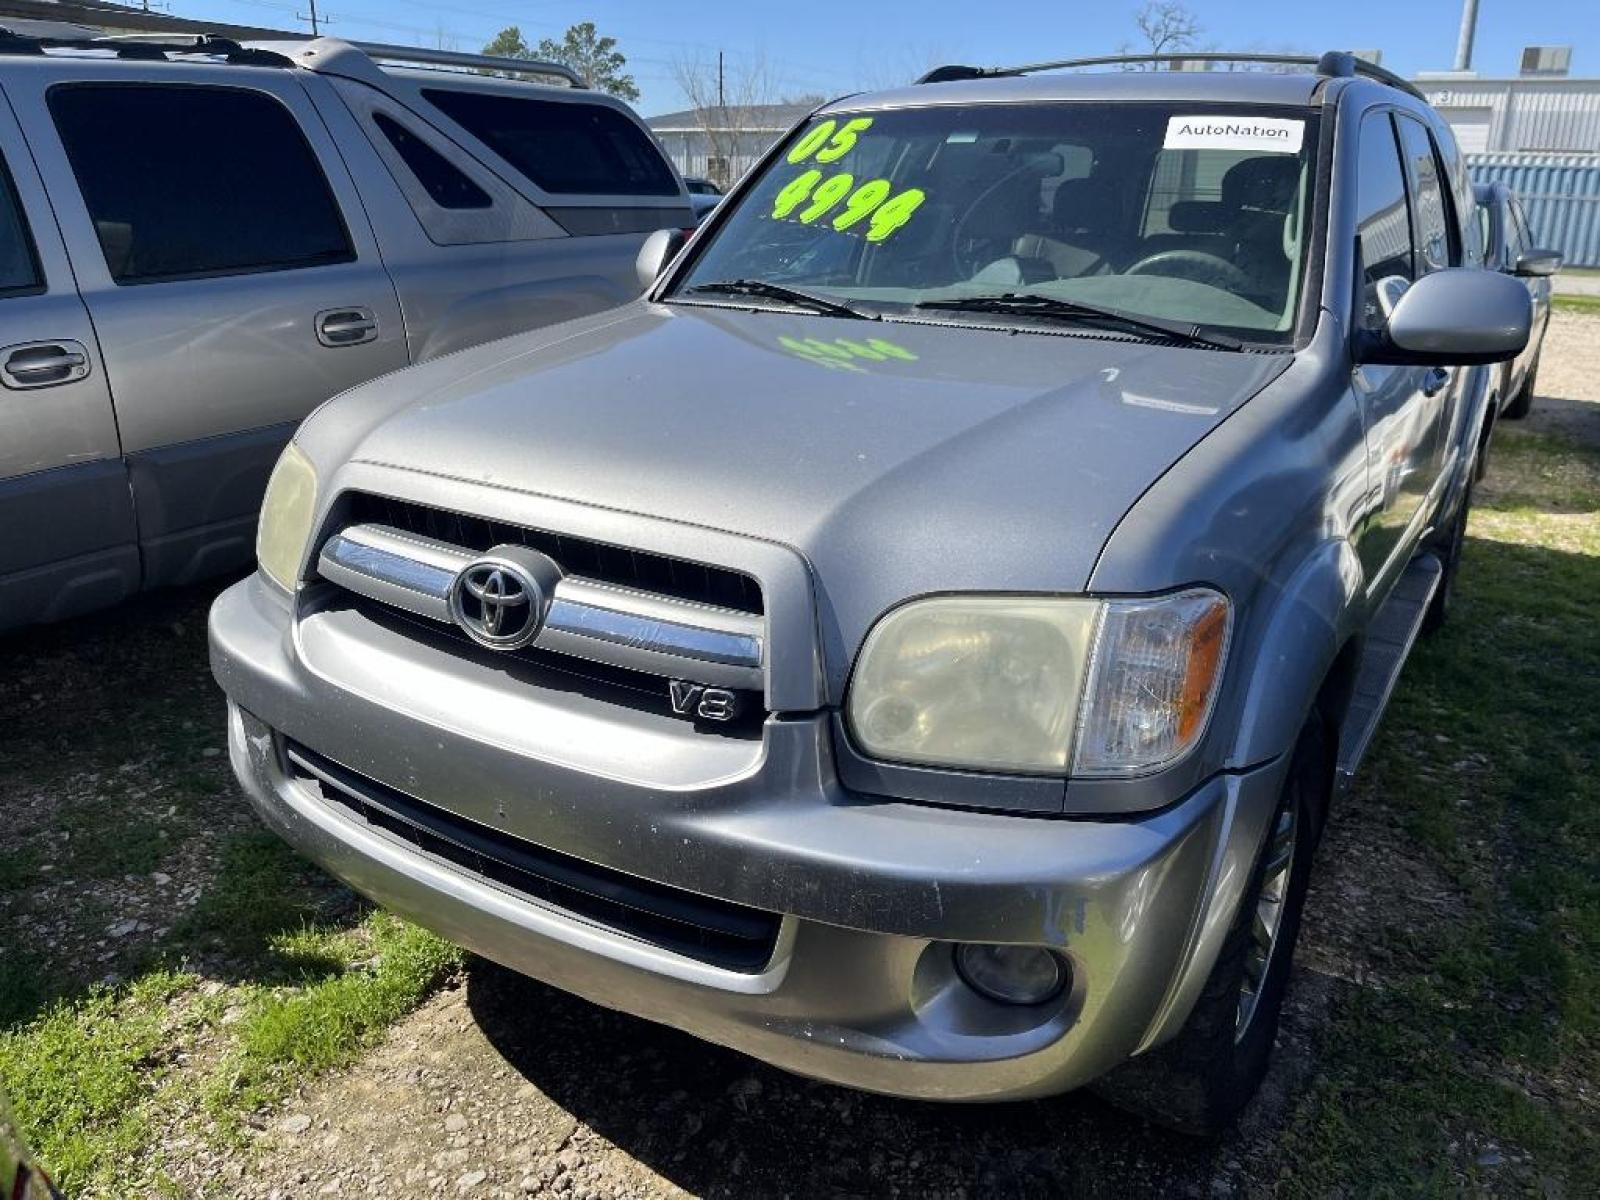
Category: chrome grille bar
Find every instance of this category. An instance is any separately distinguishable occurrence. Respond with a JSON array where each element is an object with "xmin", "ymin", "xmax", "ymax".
[{"xmin": 318, "ymin": 524, "xmax": 764, "ymax": 691}]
